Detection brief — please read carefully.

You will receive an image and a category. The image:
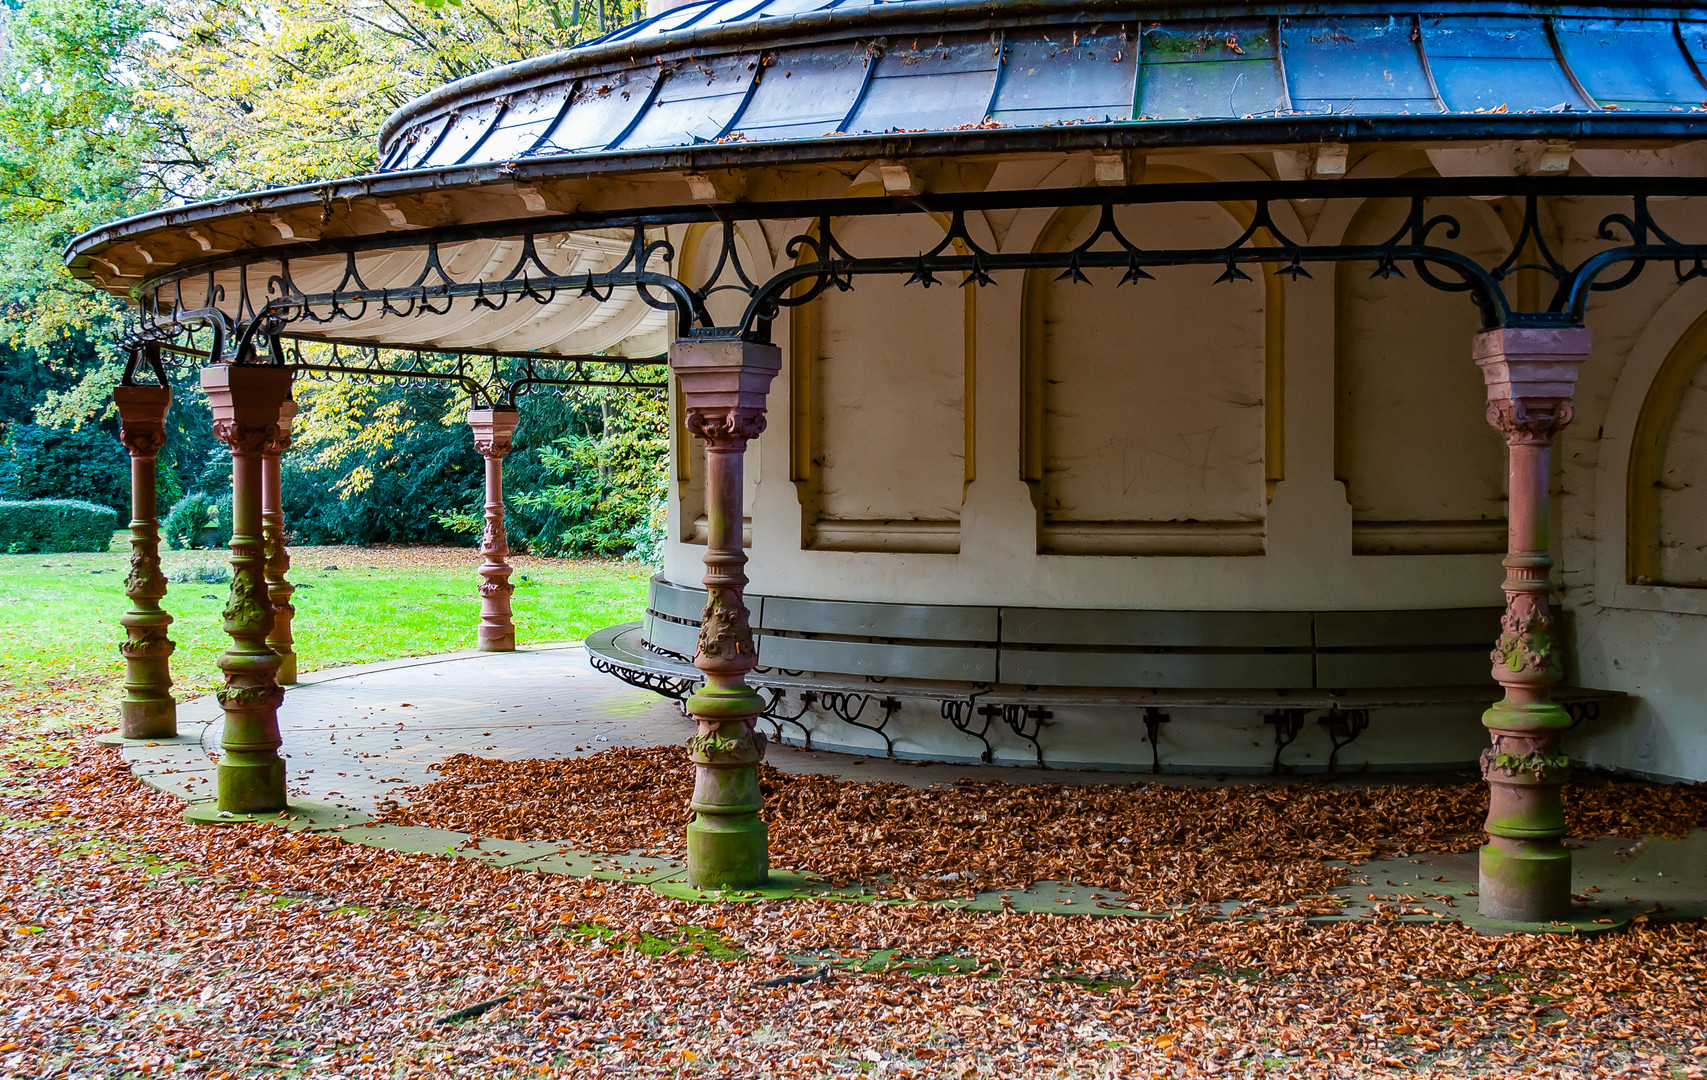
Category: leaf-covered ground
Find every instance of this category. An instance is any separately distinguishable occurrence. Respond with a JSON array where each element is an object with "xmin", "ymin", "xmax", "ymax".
[
  {"xmin": 382, "ymin": 748, "xmax": 1707, "ymax": 909},
  {"xmin": 5, "ymin": 548, "xmax": 1707, "ymax": 1078},
  {"xmin": 7, "ymin": 728, "xmax": 1707, "ymax": 1078}
]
